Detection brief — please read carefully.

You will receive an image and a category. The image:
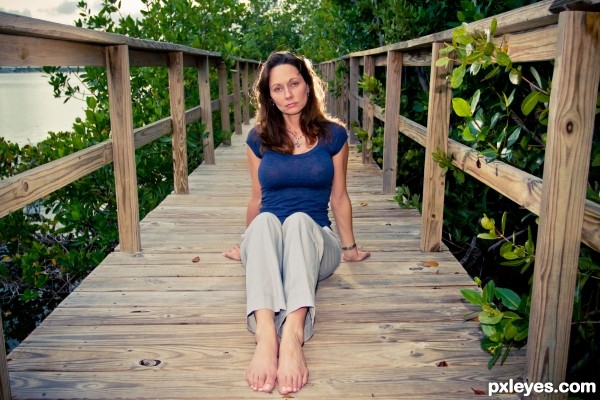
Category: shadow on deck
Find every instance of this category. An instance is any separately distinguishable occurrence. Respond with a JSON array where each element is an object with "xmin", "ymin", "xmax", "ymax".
[{"xmin": 7, "ymin": 122, "xmax": 525, "ymax": 399}]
